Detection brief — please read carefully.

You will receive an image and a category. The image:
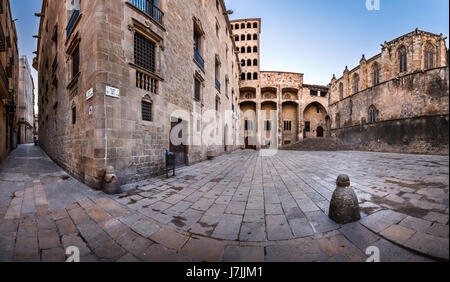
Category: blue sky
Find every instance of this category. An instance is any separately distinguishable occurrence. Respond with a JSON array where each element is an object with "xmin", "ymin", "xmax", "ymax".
[
  {"xmin": 226, "ymin": 0, "xmax": 449, "ymax": 85},
  {"xmin": 9, "ymin": 0, "xmax": 450, "ymax": 107}
]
